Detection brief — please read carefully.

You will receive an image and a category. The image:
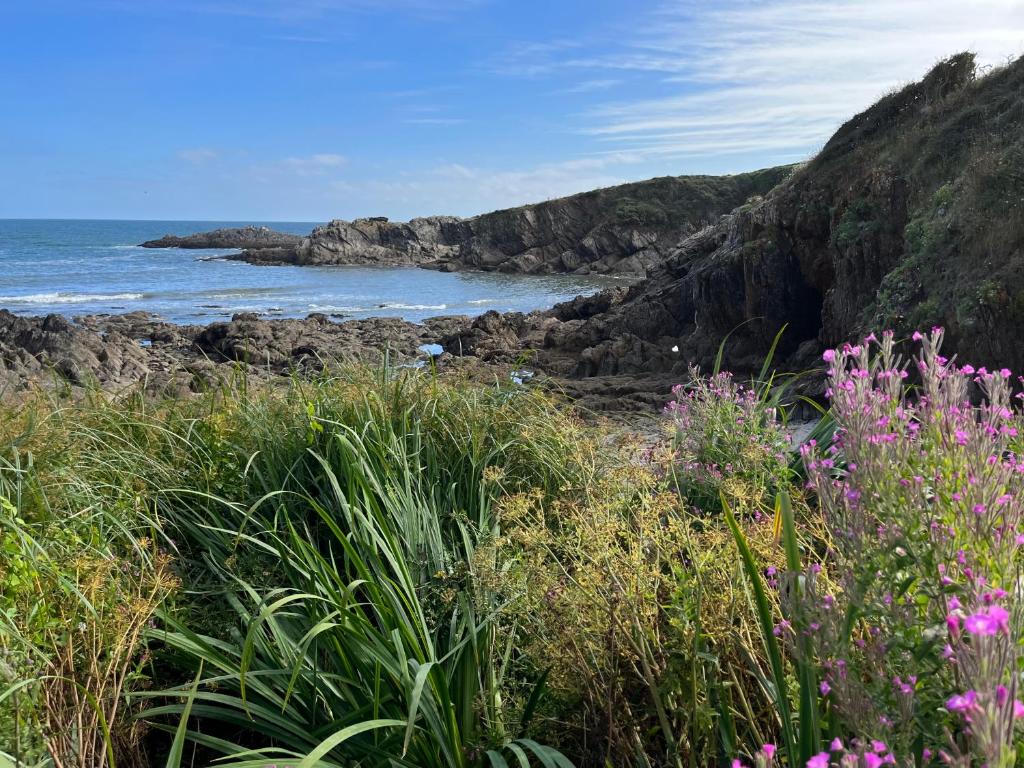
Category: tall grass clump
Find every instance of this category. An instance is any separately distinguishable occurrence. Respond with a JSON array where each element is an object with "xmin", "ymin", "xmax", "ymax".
[{"xmin": 136, "ymin": 369, "xmax": 594, "ymax": 767}]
